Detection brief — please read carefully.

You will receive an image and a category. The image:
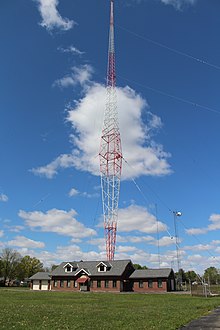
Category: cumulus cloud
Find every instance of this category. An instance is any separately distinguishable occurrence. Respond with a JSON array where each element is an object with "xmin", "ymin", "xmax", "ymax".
[
  {"xmin": 68, "ymin": 188, "xmax": 79, "ymax": 197},
  {"xmin": 160, "ymin": 0, "xmax": 197, "ymax": 10},
  {"xmin": 4, "ymin": 225, "xmax": 25, "ymax": 233},
  {"xmin": 0, "ymin": 194, "xmax": 8, "ymax": 202},
  {"xmin": 35, "ymin": 0, "xmax": 75, "ymax": 31},
  {"xmin": 0, "ymin": 230, "xmax": 4, "ymax": 238},
  {"xmin": 53, "ymin": 65, "xmax": 93, "ymax": 89},
  {"xmin": 184, "ymin": 244, "xmax": 213, "ymax": 251},
  {"xmin": 117, "ymin": 204, "xmax": 168, "ymax": 234},
  {"xmin": 58, "ymin": 46, "xmax": 85, "ymax": 56},
  {"xmin": 117, "ymin": 234, "xmax": 155, "ymax": 243},
  {"xmin": 185, "ymin": 227, "xmax": 207, "ymax": 235},
  {"xmin": 7, "ymin": 236, "xmax": 45, "ymax": 249},
  {"xmin": 186, "ymin": 213, "xmax": 220, "ymax": 235},
  {"xmin": 32, "ymin": 81, "xmax": 171, "ymax": 180},
  {"xmin": 31, "ymin": 154, "xmax": 75, "ymax": 178},
  {"xmin": 18, "ymin": 208, "xmax": 96, "ymax": 239},
  {"xmin": 127, "ymin": 0, "xmax": 197, "ymax": 10},
  {"xmin": 154, "ymin": 235, "xmax": 176, "ymax": 247}
]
